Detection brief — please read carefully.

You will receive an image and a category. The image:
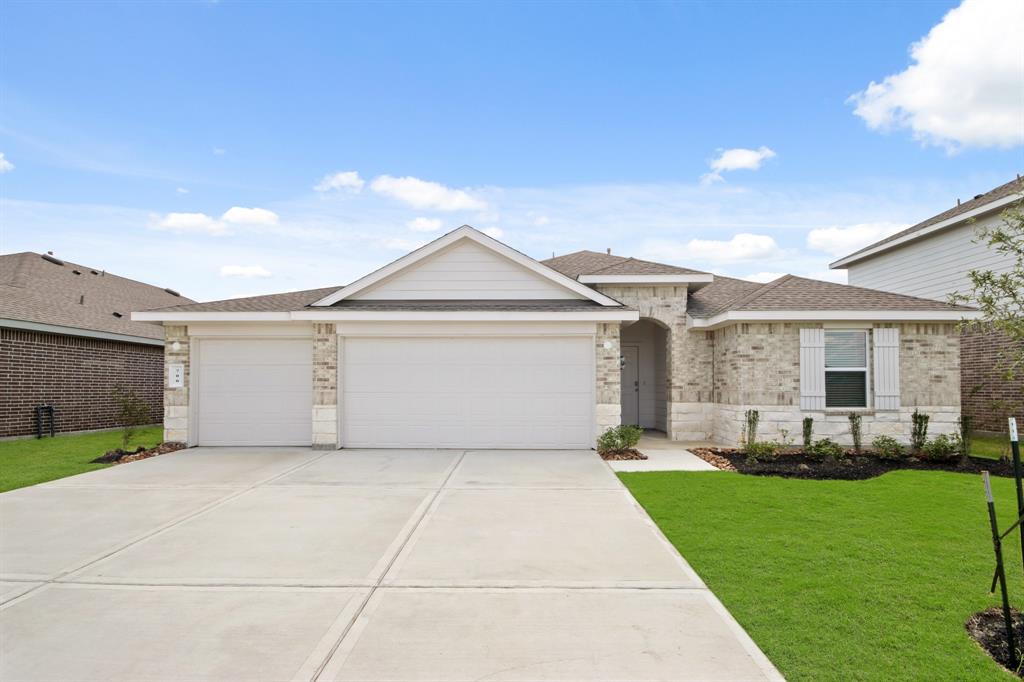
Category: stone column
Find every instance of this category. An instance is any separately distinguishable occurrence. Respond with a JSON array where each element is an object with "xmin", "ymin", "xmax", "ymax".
[
  {"xmin": 595, "ymin": 322, "xmax": 622, "ymax": 438},
  {"xmin": 312, "ymin": 323, "xmax": 338, "ymax": 449},
  {"xmin": 163, "ymin": 324, "xmax": 190, "ymax": 444}
]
